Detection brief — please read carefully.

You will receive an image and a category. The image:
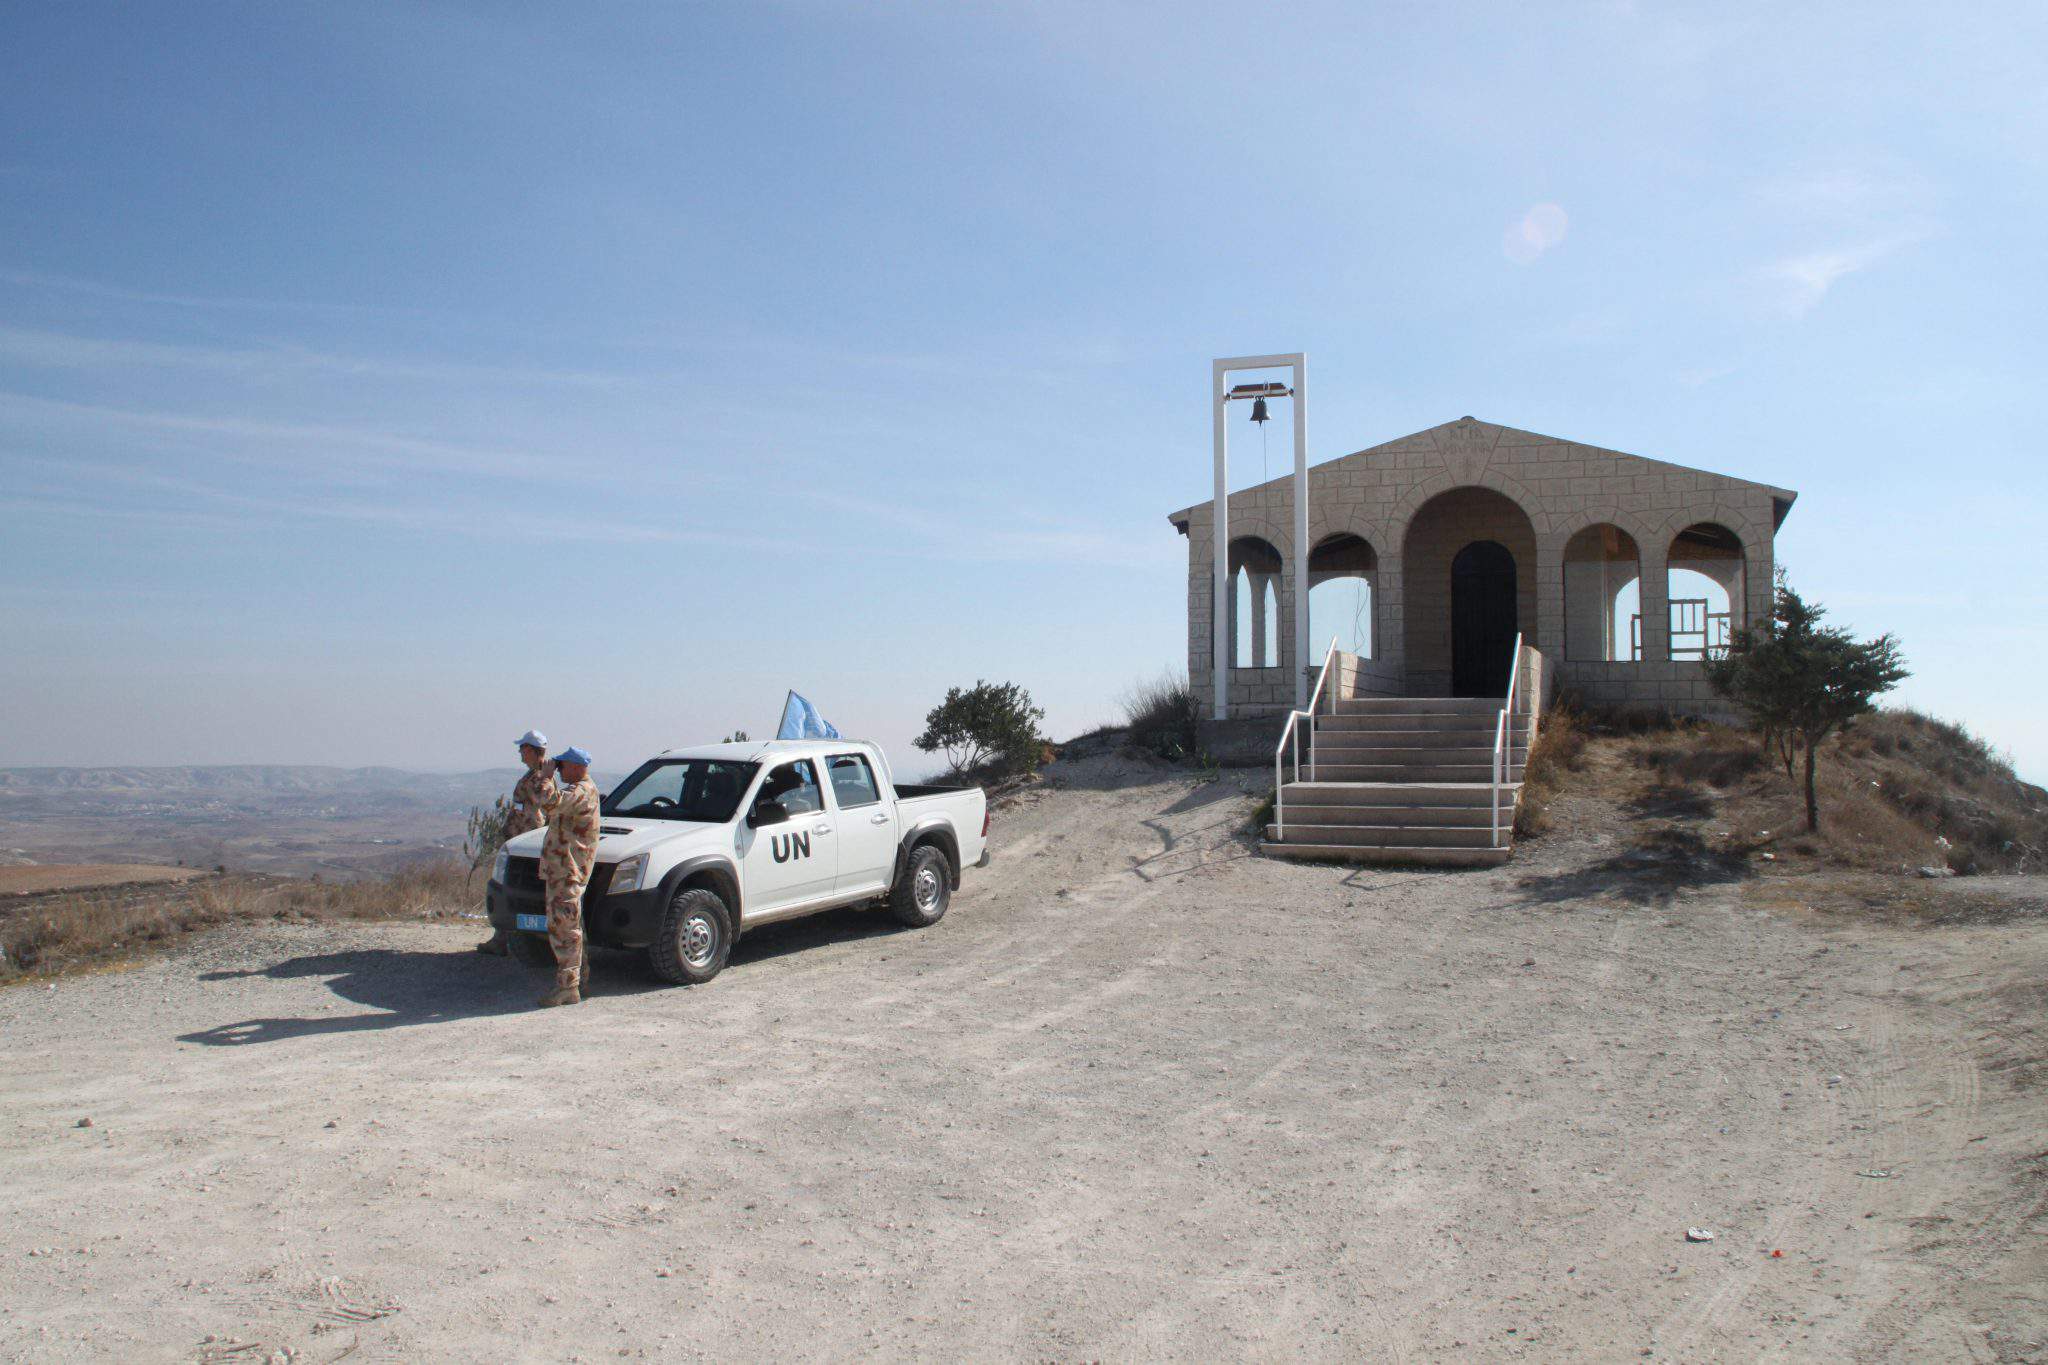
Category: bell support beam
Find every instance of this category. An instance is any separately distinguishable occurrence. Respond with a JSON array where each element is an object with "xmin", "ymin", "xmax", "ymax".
[{"xmin": 1211, "ymin": 352, "xmax": 1308, "ymax": 720}]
